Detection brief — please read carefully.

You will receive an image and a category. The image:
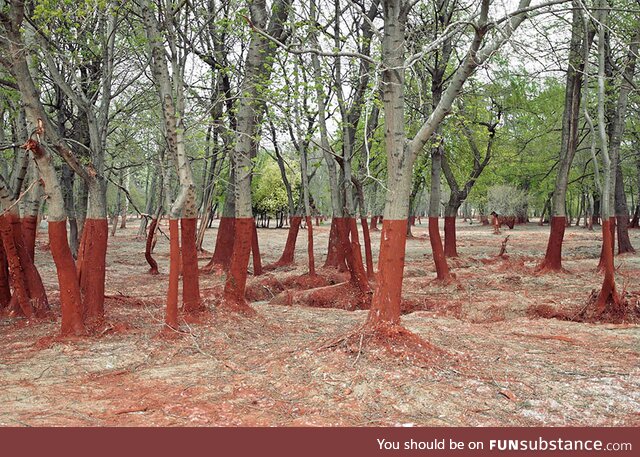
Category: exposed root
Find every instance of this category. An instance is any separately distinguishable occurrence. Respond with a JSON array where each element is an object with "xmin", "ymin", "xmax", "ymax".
[
  {"xmin": 534, "ymin": 263, "xmax": 571, "ymax": 275},
  {"xmin": 527, "ymin": 291, "xmax": 640, "ymax": 324},
  {"xmin": 429, "ymin": 273, "xmax": 457, "ymax": 286},
  {"xmin": 217, "ymin": 297, "xmax": 257, "ymax": 317},
  {"xmin": 320, "ymin": 321, "xmax": 449, "ymax": 367},
  {"xmin": 575, "ymin": 290, "xmax": 640, "ymax": 324},
  {"xmin": 400, "ymin": 297, "xmax": 462, "ymax": 318},
  {"xmin": 262, "ymin": 260, "xmax": 295, "ymax": 272},
  {"xmin": 245, "ymin": 271, "xmax": 349, "ymax": 302},
  {"xmin": 104, "ymin": 294, "xmax": 150, "ymax": 307},
  {"xmin": 270, "ymin": 282, "xmax": 370, "ymax": 311},
  {"xmin": 200, "ymin": 263, "xmax": 226, "ymax": 275}
]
